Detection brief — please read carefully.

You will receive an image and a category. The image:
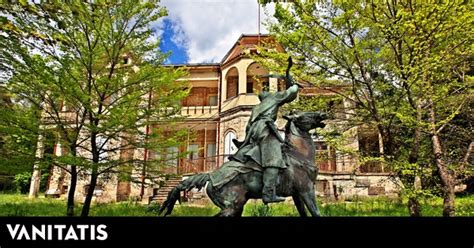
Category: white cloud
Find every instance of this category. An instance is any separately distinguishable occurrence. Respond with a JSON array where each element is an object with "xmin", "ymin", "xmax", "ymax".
[
  {"xmin": 160, "ymin": 0, "xmax": 275, "ymax": 63},
  {"xmin": 149, "ymin": 19, "xmax": 165, "ymax": 47}
]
